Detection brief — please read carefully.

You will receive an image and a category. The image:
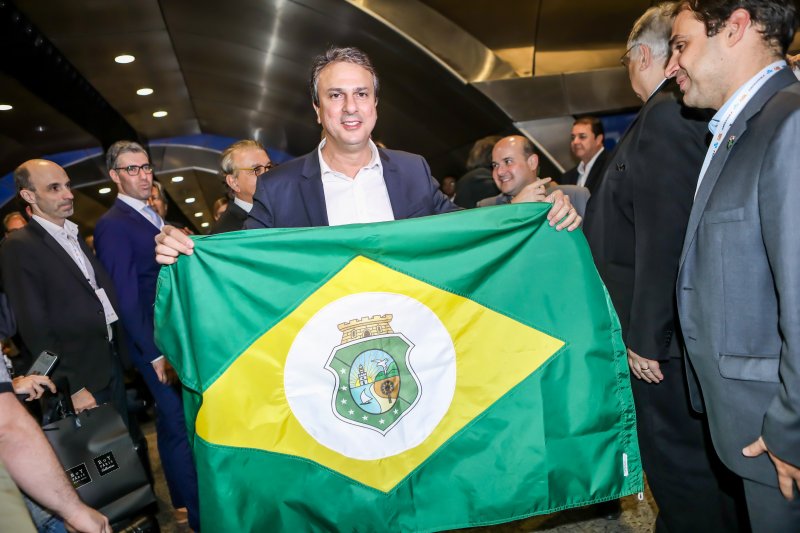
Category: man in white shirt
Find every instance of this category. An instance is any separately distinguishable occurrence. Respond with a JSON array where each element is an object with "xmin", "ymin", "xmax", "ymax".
[
  {"xmin": 0, "ymin": 160, "xmax": 128, "ymax": 423},
  {"xmin": 667, "ymin": 1, "xmax": 800, "ymax": 529},
  {"xmin": 559, "ymin": 116, "xmax": 608, "ymax": 194},
  {"xmin": 210, "ymin": 139, "xmax": 273, "ymax": 234},
  {"xmin": 155, "ymin": 46, "xmax": 581, "ymax": 262}
]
